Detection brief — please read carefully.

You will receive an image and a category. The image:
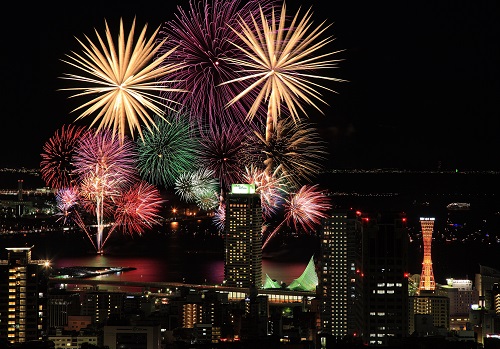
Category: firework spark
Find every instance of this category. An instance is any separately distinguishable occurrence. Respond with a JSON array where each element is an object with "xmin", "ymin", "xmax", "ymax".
[
  {"xmin": 60, "ymin": 17, "xmax": 185, "ymax": 142},
  {"xmin": 157, "ymin": 0, "xmax": 274, "ymax": 127},
  {"xmin": 262, "ymin": 184, "xmax": 331, "ymax": 249},
  {"xmin": 136, "ymin": 113, "xmax": 200, "ymax": 188},
  {"xmin": 40, "ymin": 124, "xmax": 90, "ymax": 189}
]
